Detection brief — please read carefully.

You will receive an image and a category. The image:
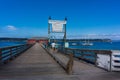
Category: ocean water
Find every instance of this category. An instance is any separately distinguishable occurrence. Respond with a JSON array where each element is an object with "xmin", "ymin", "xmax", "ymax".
[
  {"xmin": 0, "ymin": 41, "xmax": 27, "ymax": 48},
  {"xmin": 68, "ymin": 41, "xmax": 120, "ymax": 50},
  {"xmin": 56, "ymin": 40, "xmax": 120, "ymax": 50}
]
